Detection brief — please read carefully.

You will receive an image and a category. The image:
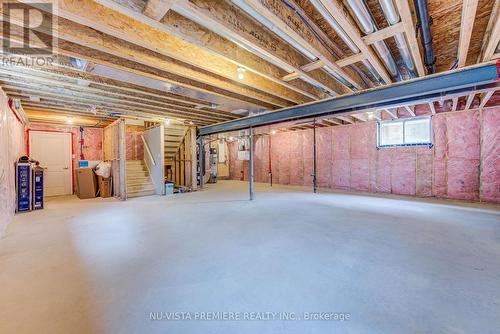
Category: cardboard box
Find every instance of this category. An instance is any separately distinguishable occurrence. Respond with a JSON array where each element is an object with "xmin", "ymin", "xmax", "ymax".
[
  {"xmin": 98, "ymin": 176, "xmax": 112, "ymax": 198},
  {"xmin": 75, "ymin": 168, "xmax": 97, "ymax": 199}
]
